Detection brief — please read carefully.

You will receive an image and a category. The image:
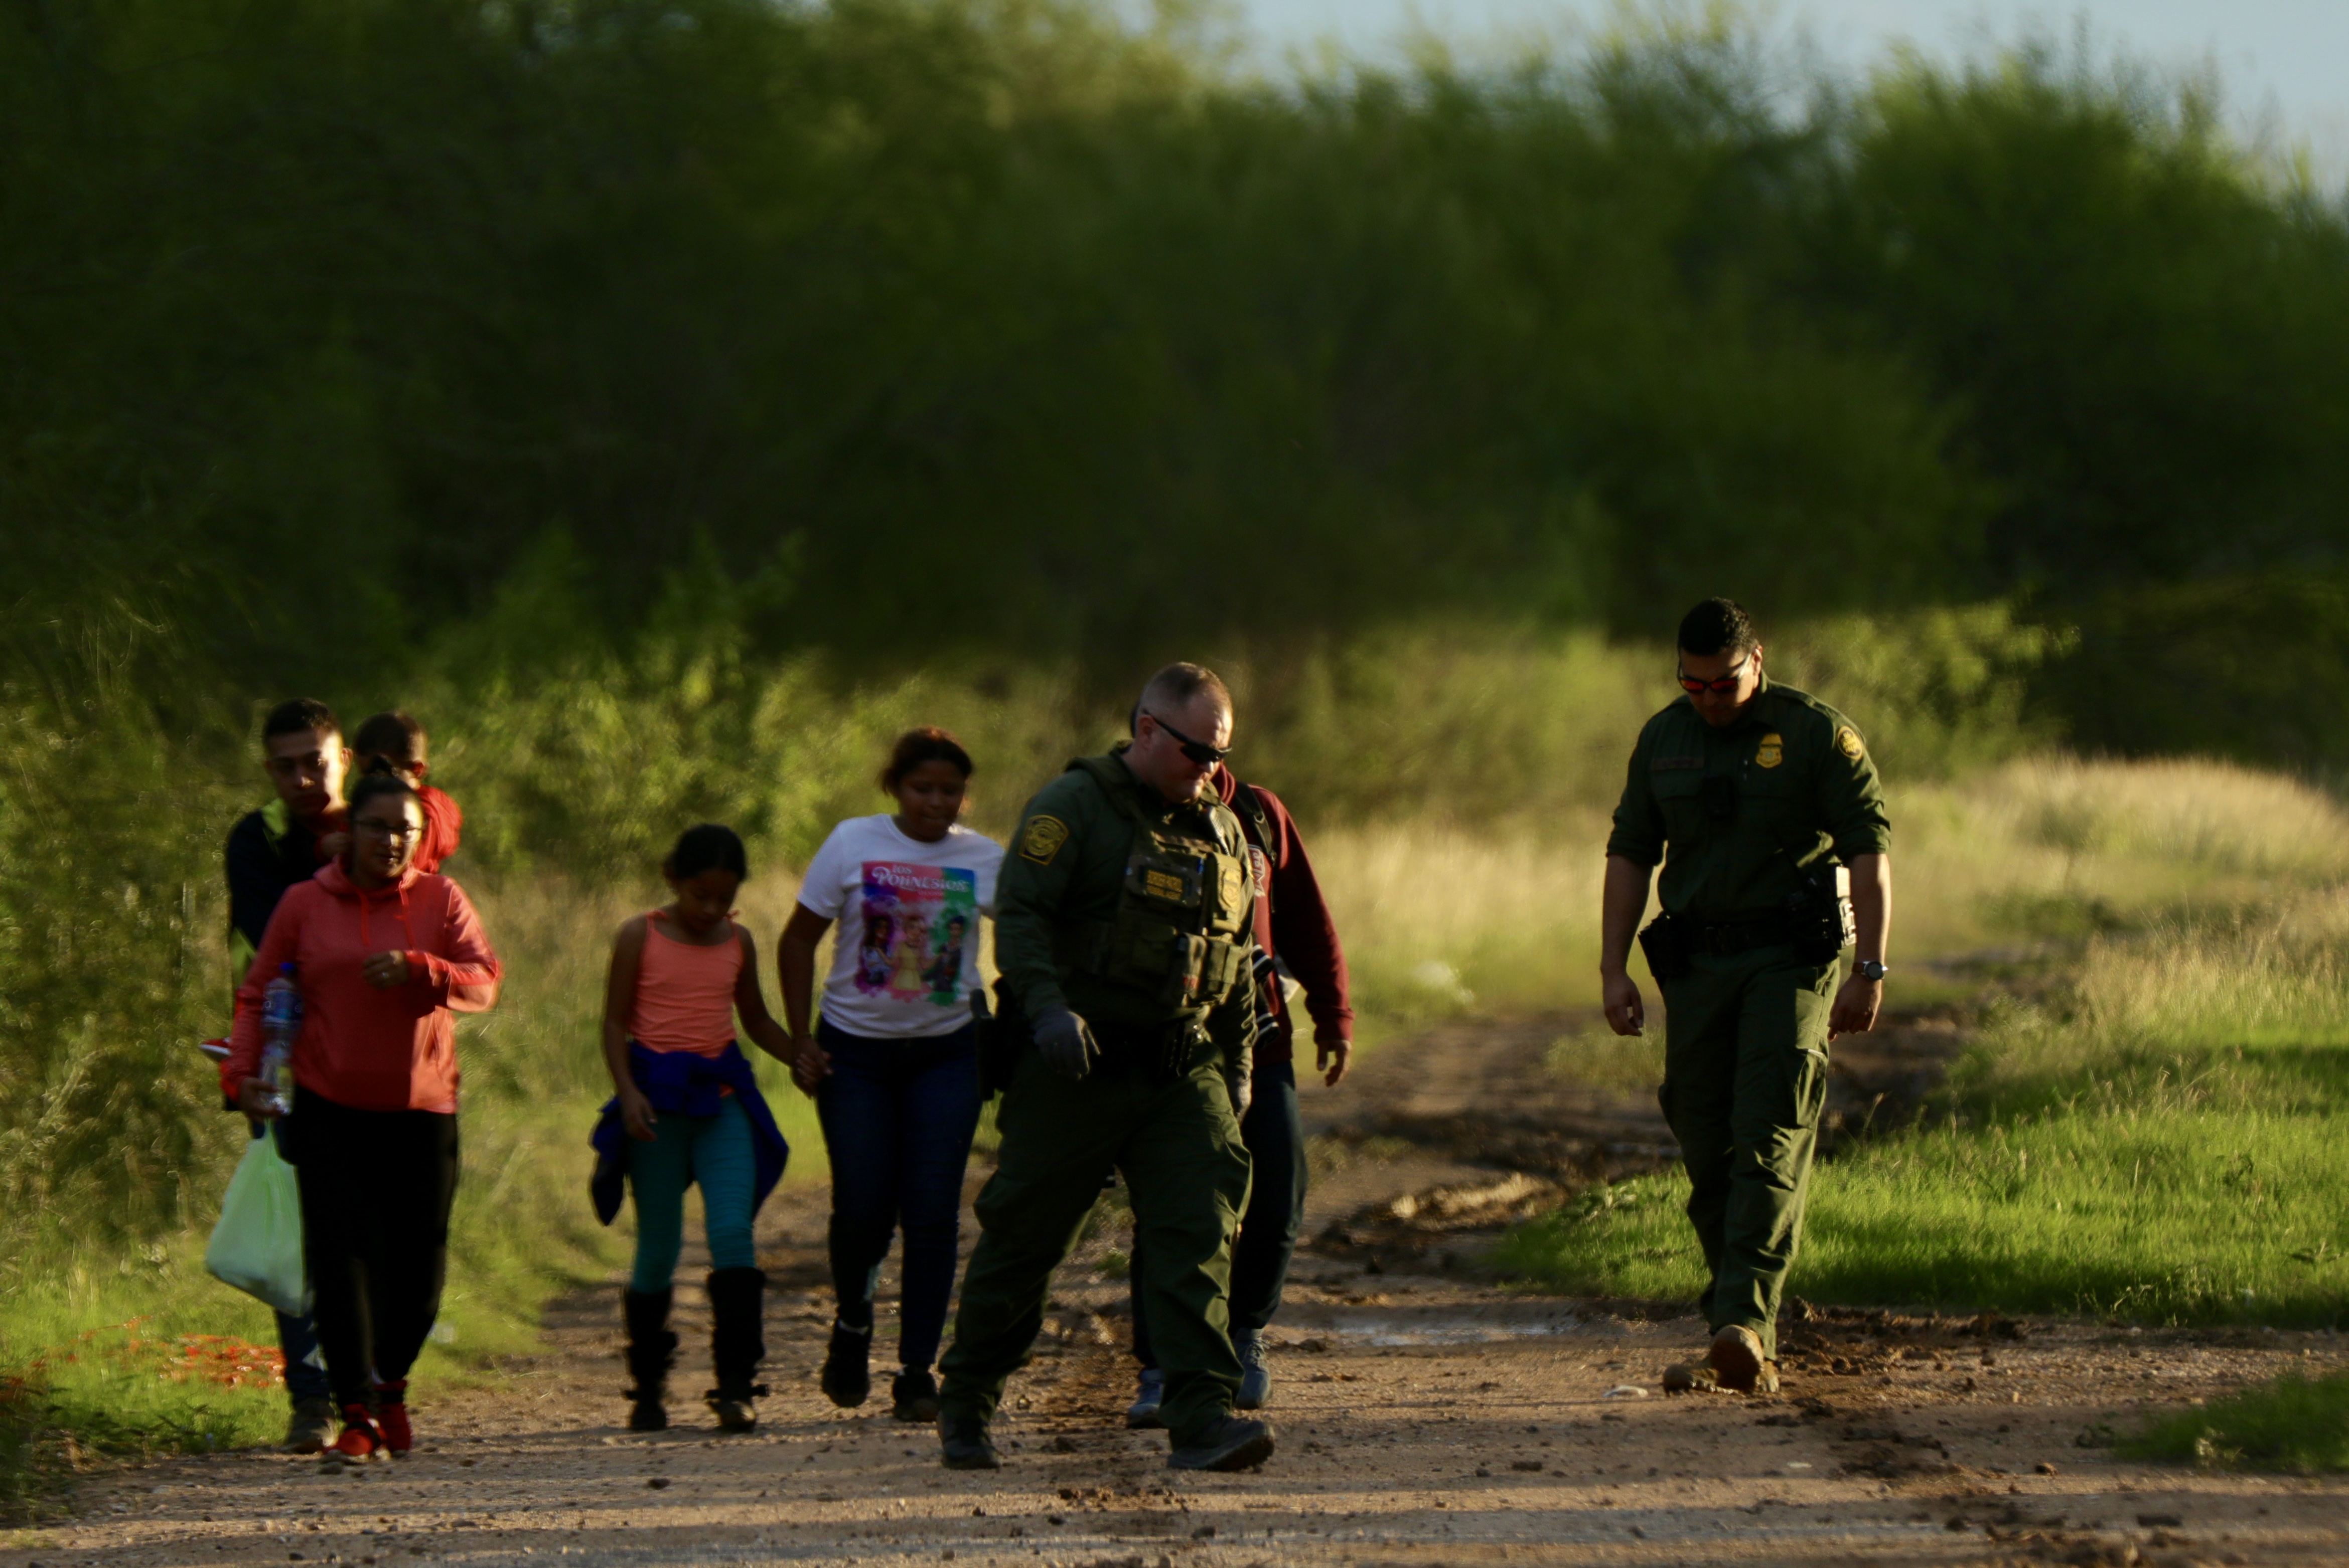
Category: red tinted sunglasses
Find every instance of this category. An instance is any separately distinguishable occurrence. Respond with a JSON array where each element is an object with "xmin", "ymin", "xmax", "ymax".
[{"xmin": 1677, "ymin": 656, "xmax": 1751, "ymax": 695}]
